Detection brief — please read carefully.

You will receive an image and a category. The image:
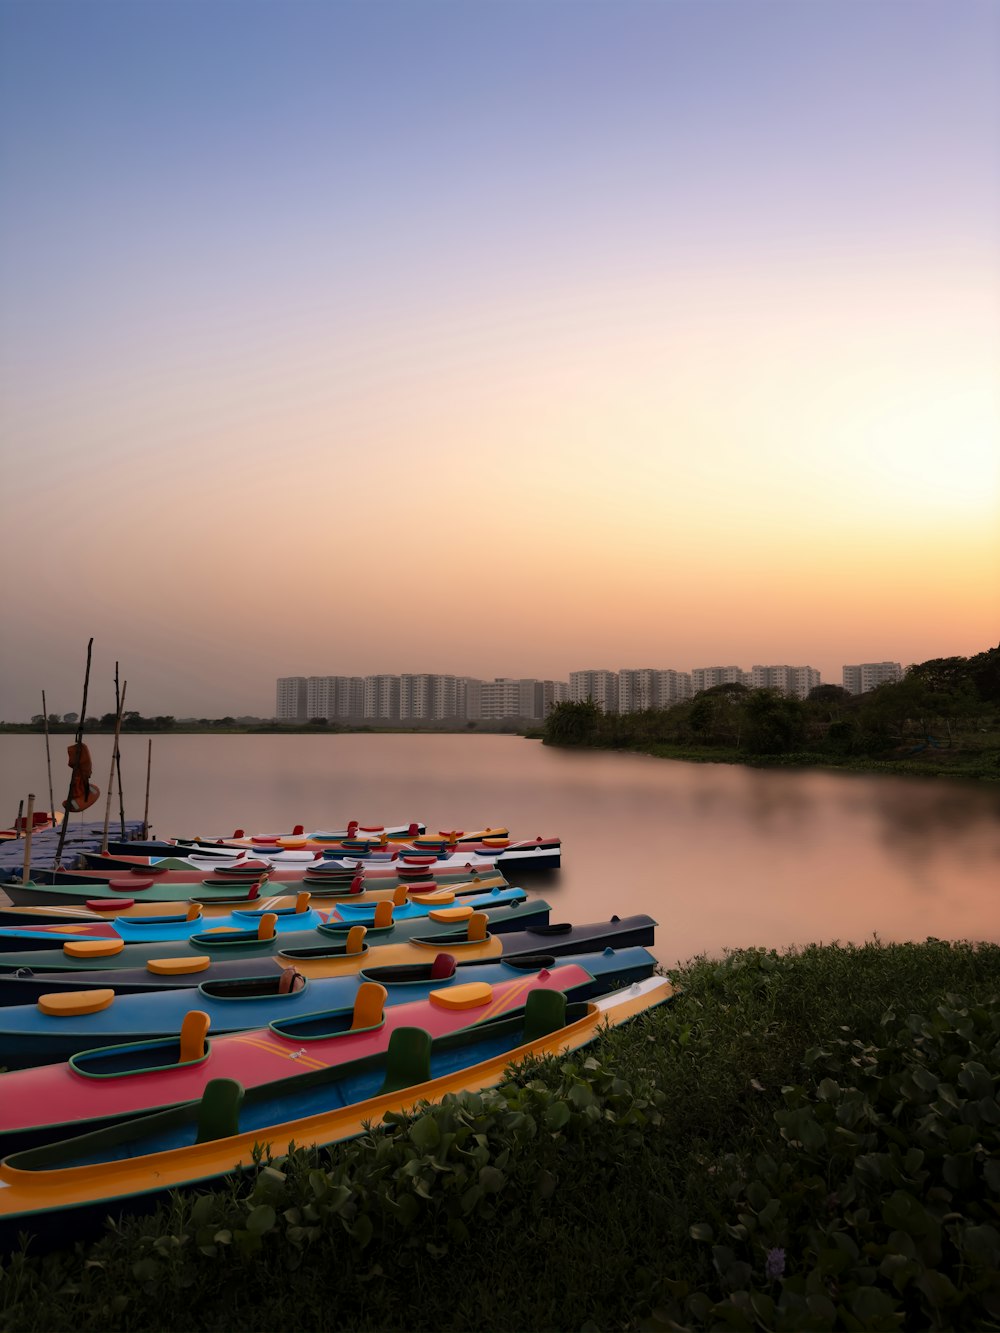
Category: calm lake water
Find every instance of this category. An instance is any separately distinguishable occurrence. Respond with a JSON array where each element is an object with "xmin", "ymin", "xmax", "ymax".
[{"xmin": 3, "ymin": 733, "xmax": 999, "ymax": 969}]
